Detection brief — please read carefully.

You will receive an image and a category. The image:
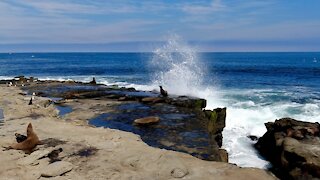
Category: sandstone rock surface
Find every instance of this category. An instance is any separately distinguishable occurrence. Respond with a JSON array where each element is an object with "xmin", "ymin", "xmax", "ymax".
[
  {"xmin": 41, "ymin": 161, "xmax": 73, "ymax": 177},
  {"xmin": 134, "ymin": 116, "xmax": 160, "ymax": 125}
]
